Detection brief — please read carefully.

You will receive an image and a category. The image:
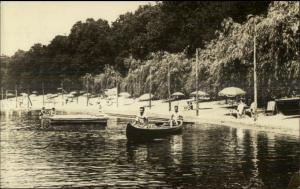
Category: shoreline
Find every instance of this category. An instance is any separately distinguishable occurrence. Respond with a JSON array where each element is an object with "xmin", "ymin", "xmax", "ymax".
[
  {"xmin": 104, "ymin": 108, "xmax": 300, "ymax": 137},
  {"xmin": 0, "ymin": 96, "xmax": 299, "ymax": 137}
]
